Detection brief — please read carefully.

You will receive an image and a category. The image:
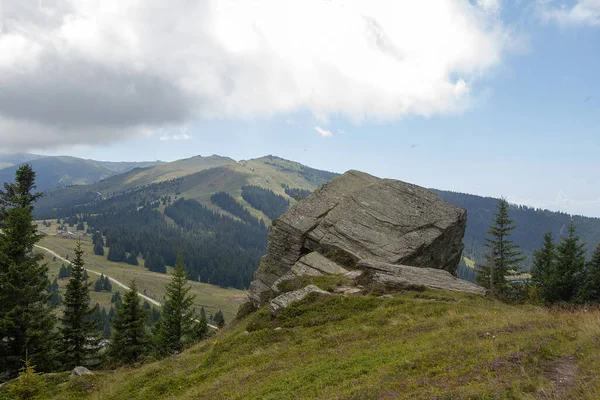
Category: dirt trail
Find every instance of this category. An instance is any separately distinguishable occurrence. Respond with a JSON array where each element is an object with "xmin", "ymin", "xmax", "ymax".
[
  {"xmin": 537, "ymin": 356, "xmax": 578, "ymax": 399},
  {"xmin": 35, "ymin": 244, "xmax": 219, "ymax": 330}
]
